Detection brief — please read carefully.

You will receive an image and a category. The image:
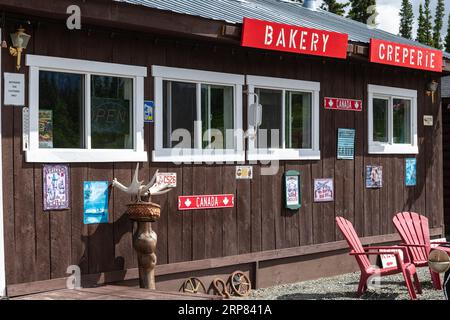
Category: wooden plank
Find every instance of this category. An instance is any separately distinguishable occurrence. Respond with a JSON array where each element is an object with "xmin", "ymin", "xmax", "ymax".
[
  {"xmin": 223, "ymin": 165, "xmax": 238, "ymax": 256},
  {"xmin": 167, "ymin": 163, "xmax": 184, "ymax": 263}
]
